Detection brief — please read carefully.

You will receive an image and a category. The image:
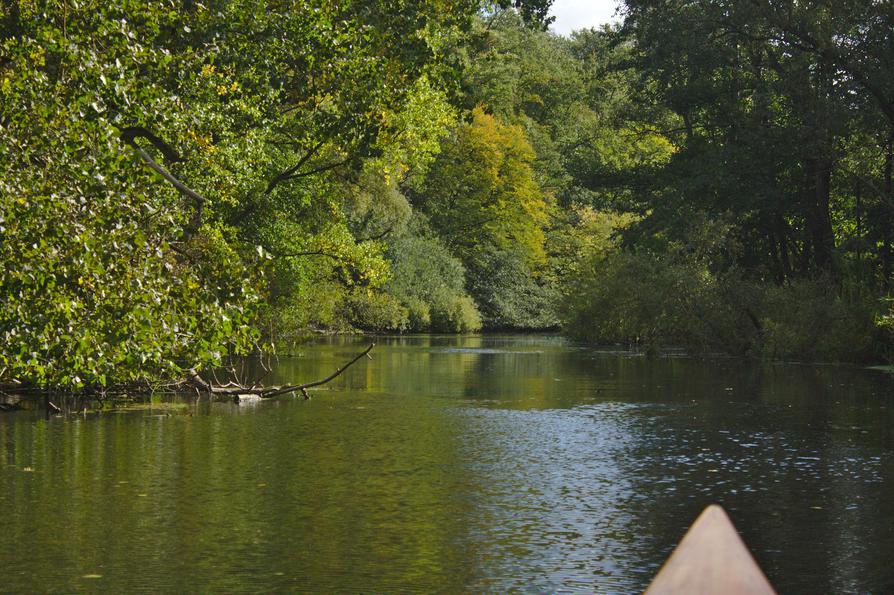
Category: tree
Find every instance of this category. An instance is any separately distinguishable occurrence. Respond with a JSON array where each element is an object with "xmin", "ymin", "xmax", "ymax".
[
  {"xmin": 484, "ymin": 0, "xmax": 556, "ymax": 29},
  {"xmin": 0, "ymin": 0, "xmax": 478, "ymax": 389},
  {"xmin": 618, "ymin": 0, "xmax": 890, "ymax": 279},
  {"xmin": 383, "ymin": 220, "xmax": 482, "ymax": 332},
  {"xmin": 415, "ymin": 107, "xmax": 550, "ymax": 266},
  {"xmin": 409, "ymin": 107, "xmax": 555, "ymax": 326},
  {"xmin": 554, "ymin": 0, "xmax": 890, "ymax": 359}
]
